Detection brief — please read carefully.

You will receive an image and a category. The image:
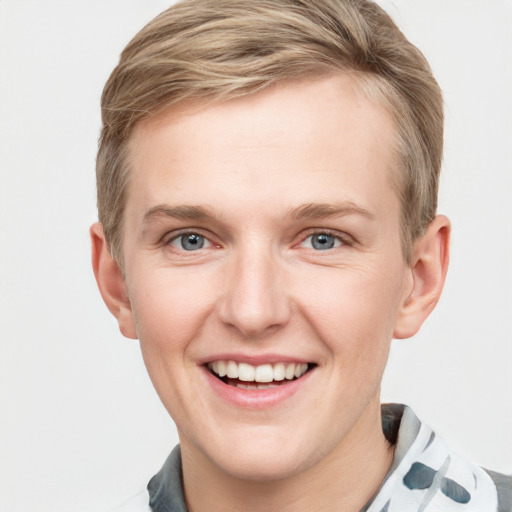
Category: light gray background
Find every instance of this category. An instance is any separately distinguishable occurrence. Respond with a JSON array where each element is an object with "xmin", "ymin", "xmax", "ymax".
[{"xmin": 0, "ymin": 1, "xmax": 511, "ymax": 511}]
